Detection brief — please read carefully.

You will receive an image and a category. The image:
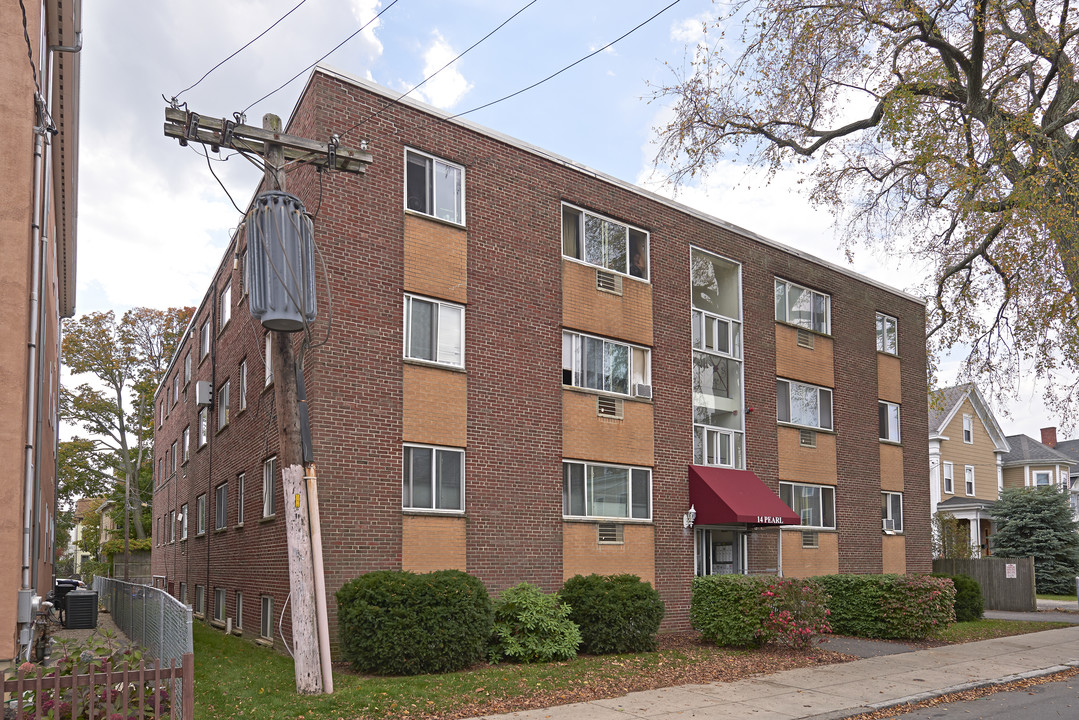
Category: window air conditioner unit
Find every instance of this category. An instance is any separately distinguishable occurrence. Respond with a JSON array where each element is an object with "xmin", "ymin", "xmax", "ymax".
[
  {"xmin": 195, "ymin": 381, "xmax": 213, "ymax": 407},
  {"xmin": 882, "ymin": 518, "xmax": 896, "ymax": 532},
  {"xmin": 633, "ymin": 383, "xmax": 652, "ymax": 399}
]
